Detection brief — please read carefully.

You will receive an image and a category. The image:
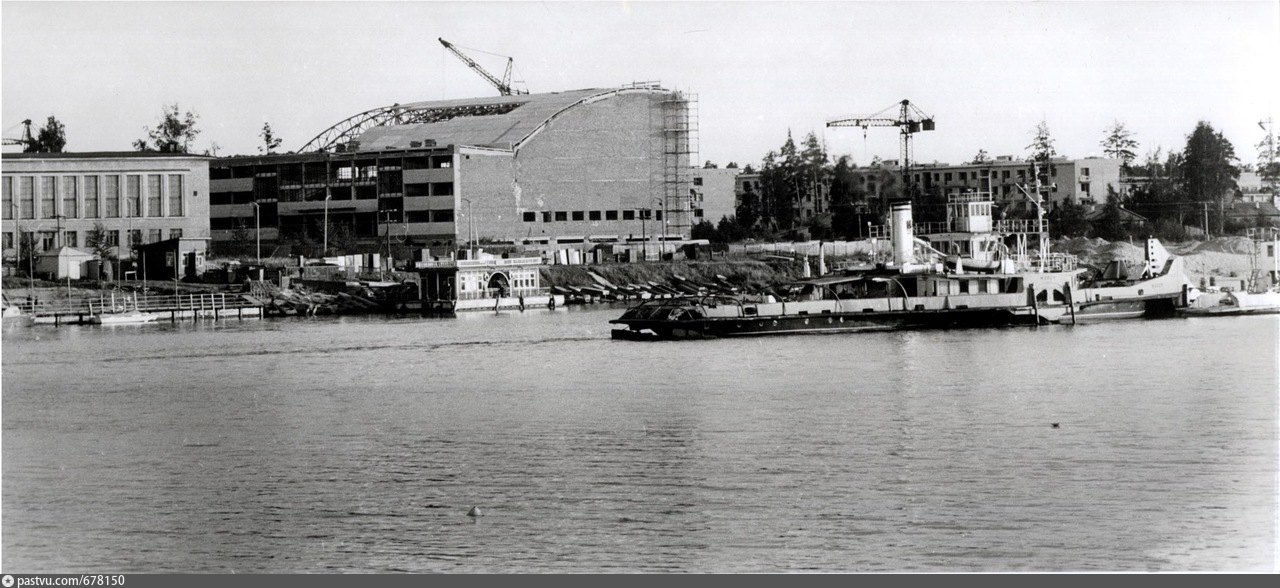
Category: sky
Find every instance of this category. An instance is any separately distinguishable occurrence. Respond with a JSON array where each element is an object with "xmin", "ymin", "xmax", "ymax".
[{"xmin": 2, "ymin": 1, "xmax": 1277, "ymax": 168}]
